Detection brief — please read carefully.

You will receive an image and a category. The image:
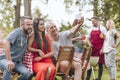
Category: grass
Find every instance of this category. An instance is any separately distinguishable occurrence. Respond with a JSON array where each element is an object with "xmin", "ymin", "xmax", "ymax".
[
  {"xmin": 91, "ymin": 66, "xmax": 120, "ymax": 80},
  {"xmin": 31, "ymin": 65, "xmax": 120, "ymax": 80}
]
